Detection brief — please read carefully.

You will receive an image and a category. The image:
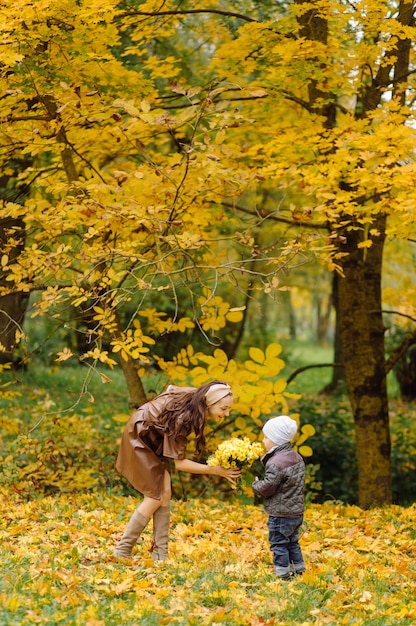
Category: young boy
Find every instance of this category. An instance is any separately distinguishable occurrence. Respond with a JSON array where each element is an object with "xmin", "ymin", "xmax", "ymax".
[{"xmin": 252, "ymin": 415, "xmax": 306, "ymax": 579}]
